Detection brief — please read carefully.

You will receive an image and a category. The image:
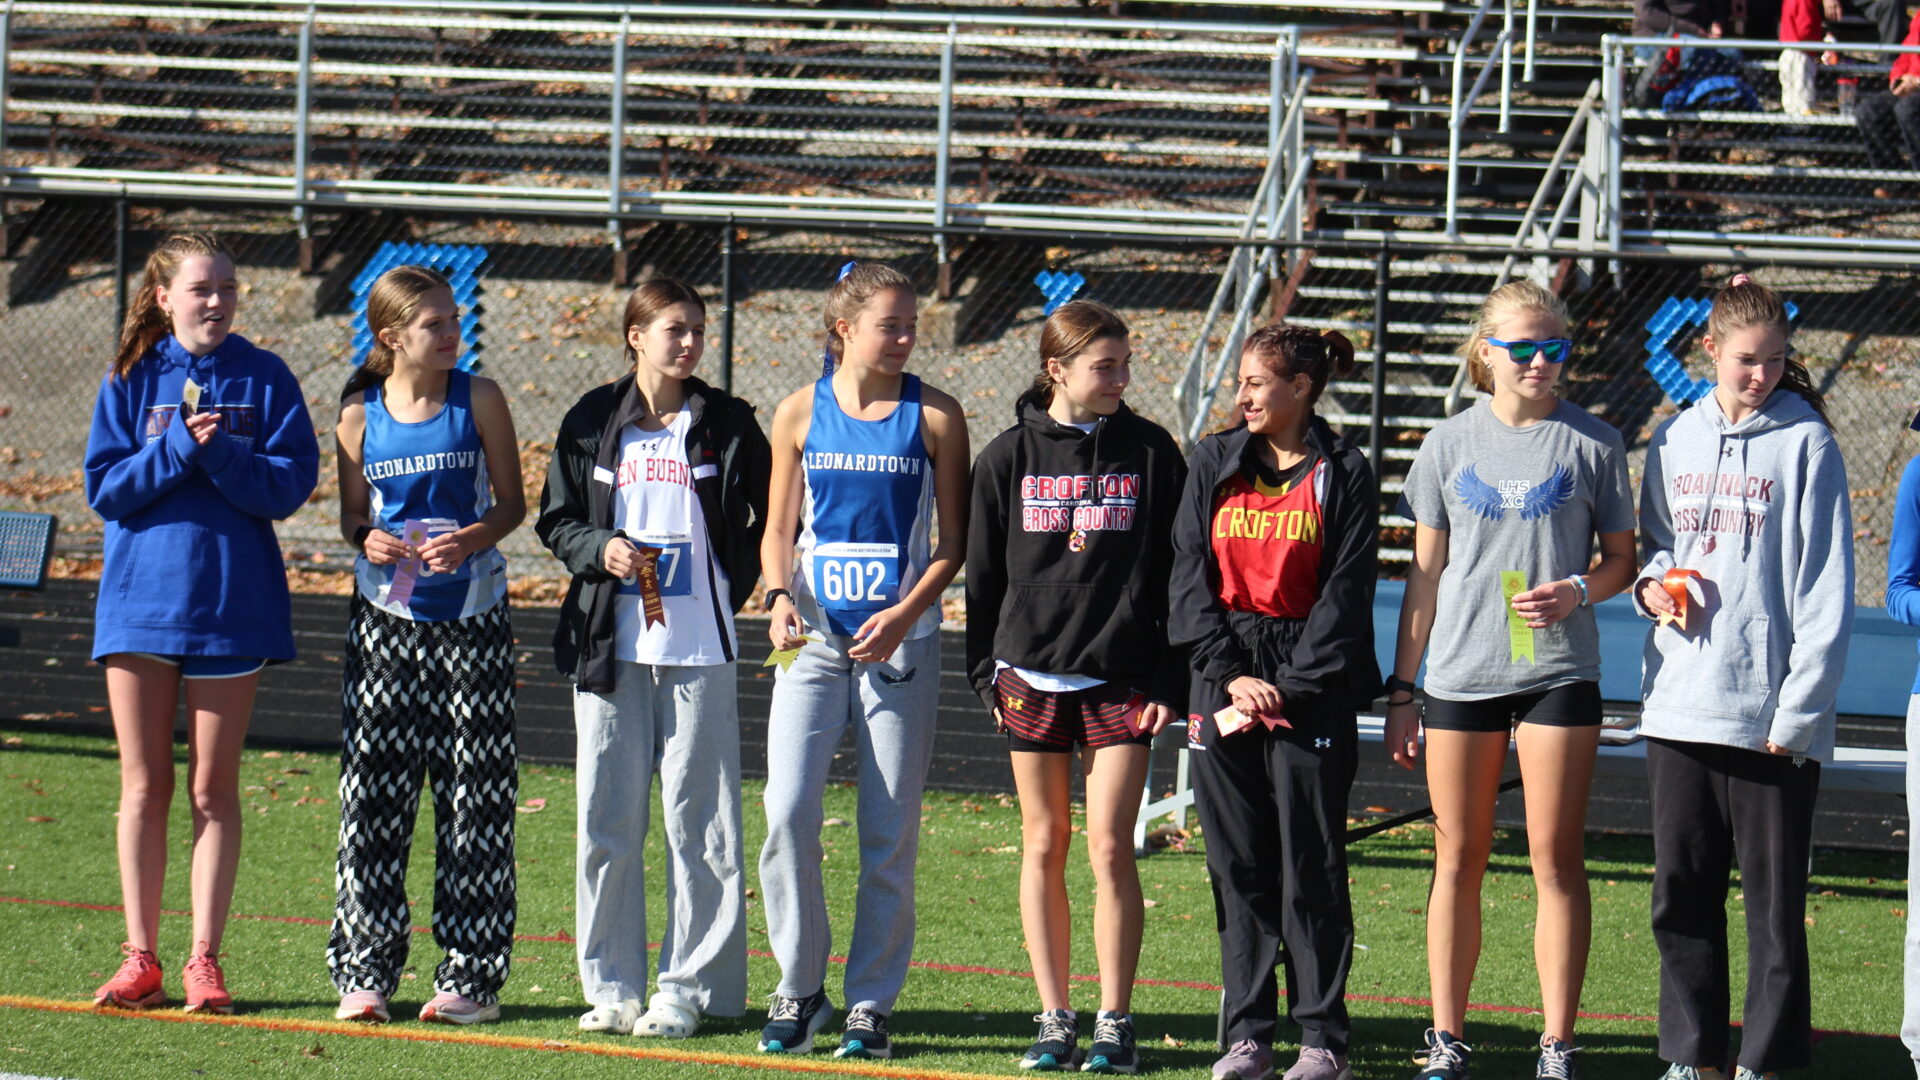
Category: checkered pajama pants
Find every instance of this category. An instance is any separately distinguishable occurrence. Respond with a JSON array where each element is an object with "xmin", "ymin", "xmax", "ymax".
[{"xmin": 327, "ymin": 594, "xmax": 518, "ymax": 1005}]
